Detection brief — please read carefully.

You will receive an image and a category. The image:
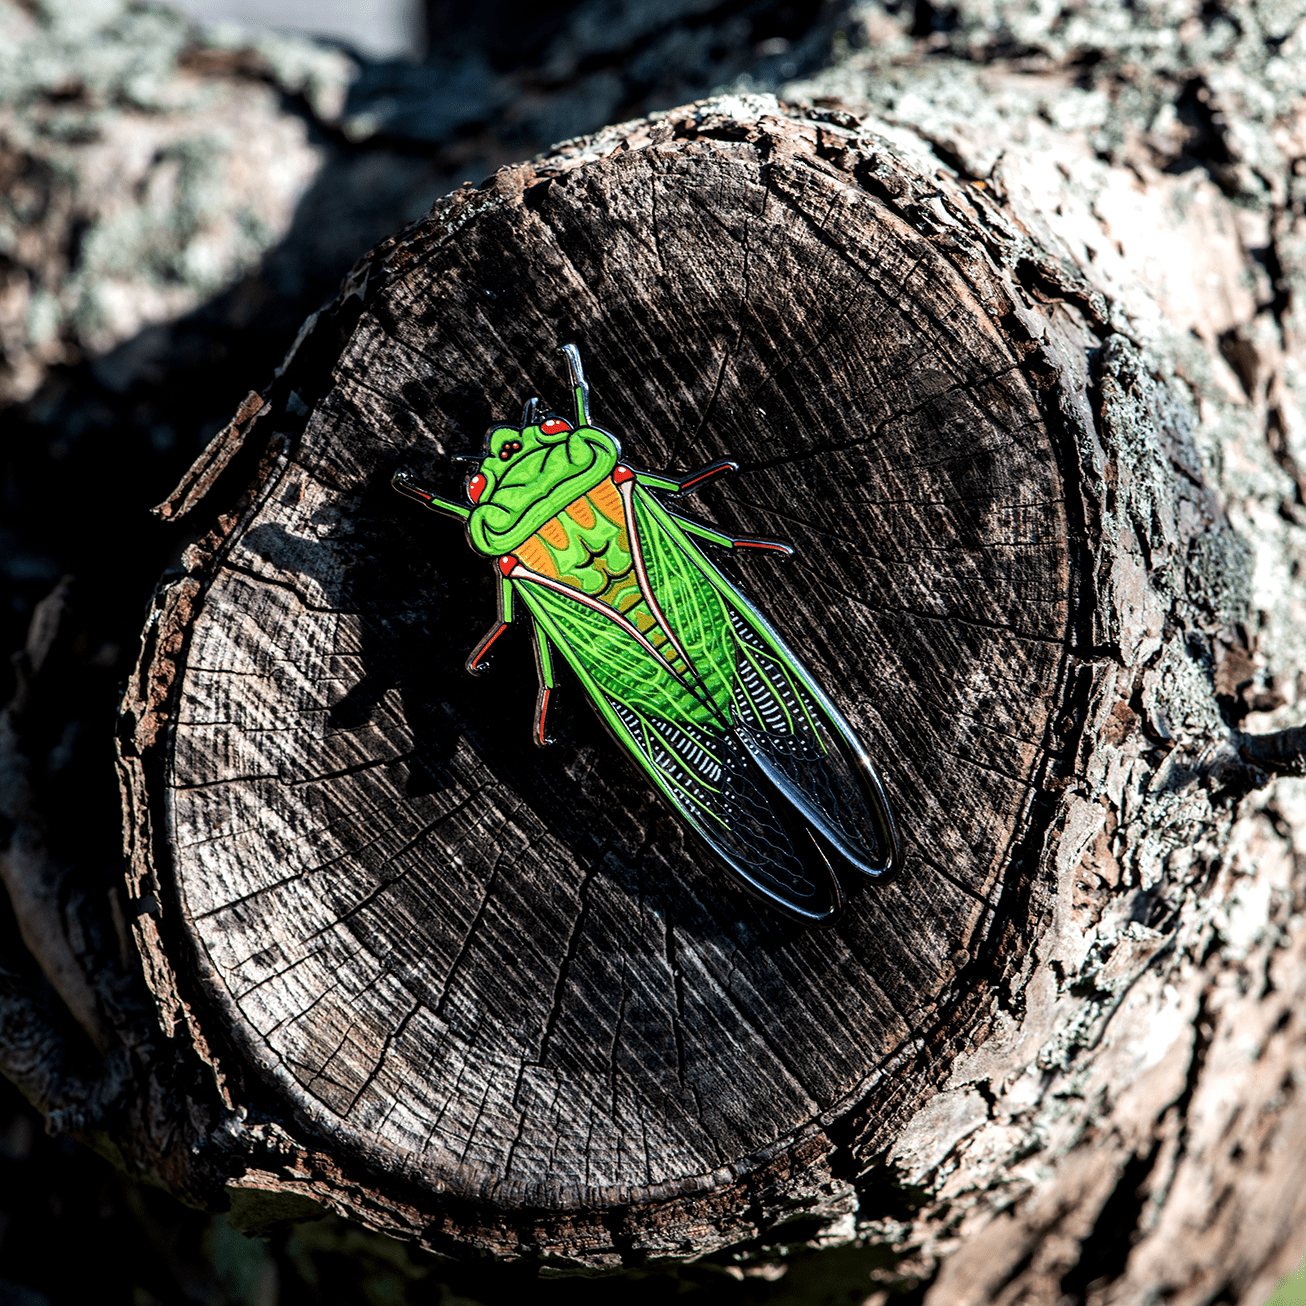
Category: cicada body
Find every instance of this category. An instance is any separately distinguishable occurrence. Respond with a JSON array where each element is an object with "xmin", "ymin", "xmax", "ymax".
[{"xmin": 394, "ymin": 346, "xmax": 899, "ymax": 924}]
